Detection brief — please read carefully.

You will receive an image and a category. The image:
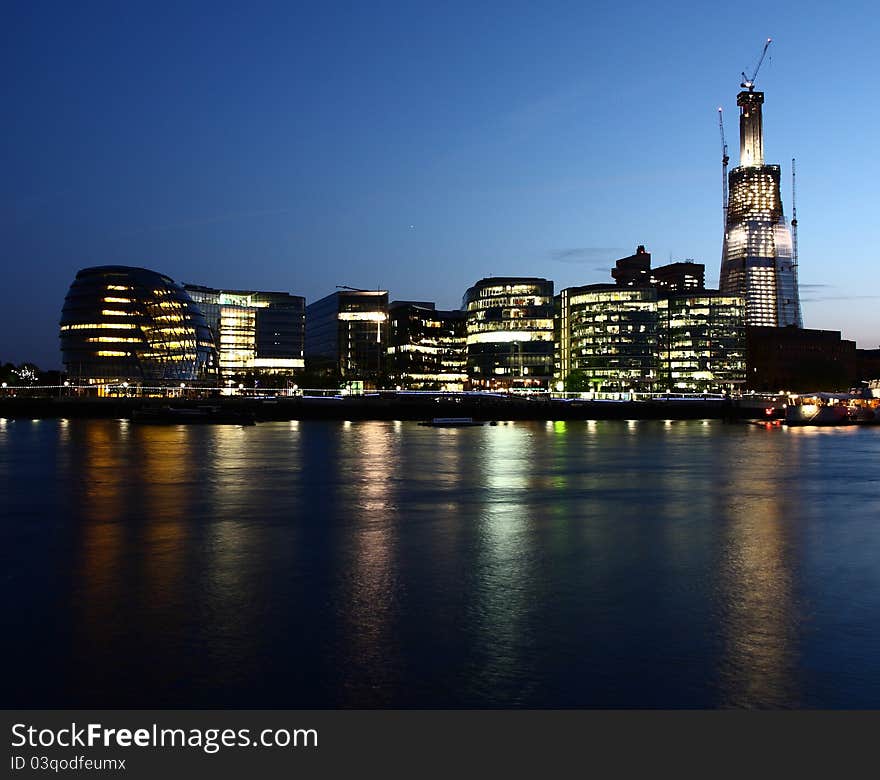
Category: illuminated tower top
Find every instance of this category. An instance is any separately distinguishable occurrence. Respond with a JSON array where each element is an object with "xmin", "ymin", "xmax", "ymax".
[{"xmin": 737, "ymin": 89, "xmax": 764, "ymax": 167}]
